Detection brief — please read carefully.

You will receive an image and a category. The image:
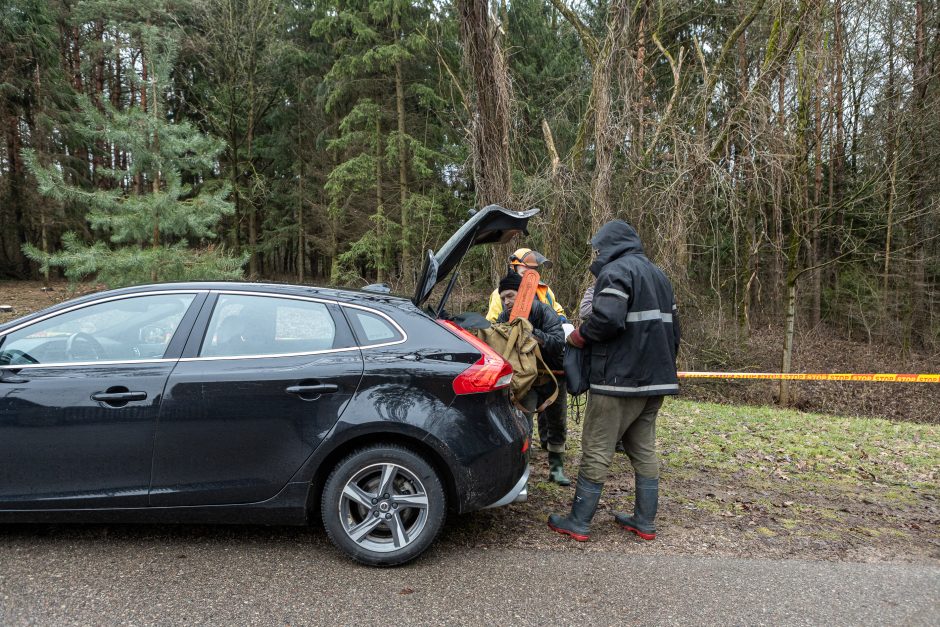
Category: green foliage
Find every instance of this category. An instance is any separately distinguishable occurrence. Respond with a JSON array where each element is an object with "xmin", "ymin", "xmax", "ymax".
[
  {"xmin": 24, "ymin": 233, "xmax": 246, "ymax": 287},
  {"xmin": 313, "ymin": 0, "xmax": 466, "ymax": 285},
  {"xmin": 21, "ymin": 0, "xmax": 244, "ymax": 287},
  {"xmin": 505, "ymin": 0, "xmax": 588, "ymax": 170},
  {"xmin": 0, "ymin": 0, "xmax": 61, "ymax": 90},
  {"xmin": 335, "ymin": 225, "xmax": 385, "ymax": 284},
  {"xmin": 2, "ymin": 0, "xmax": 938, "ymax": 360}
]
